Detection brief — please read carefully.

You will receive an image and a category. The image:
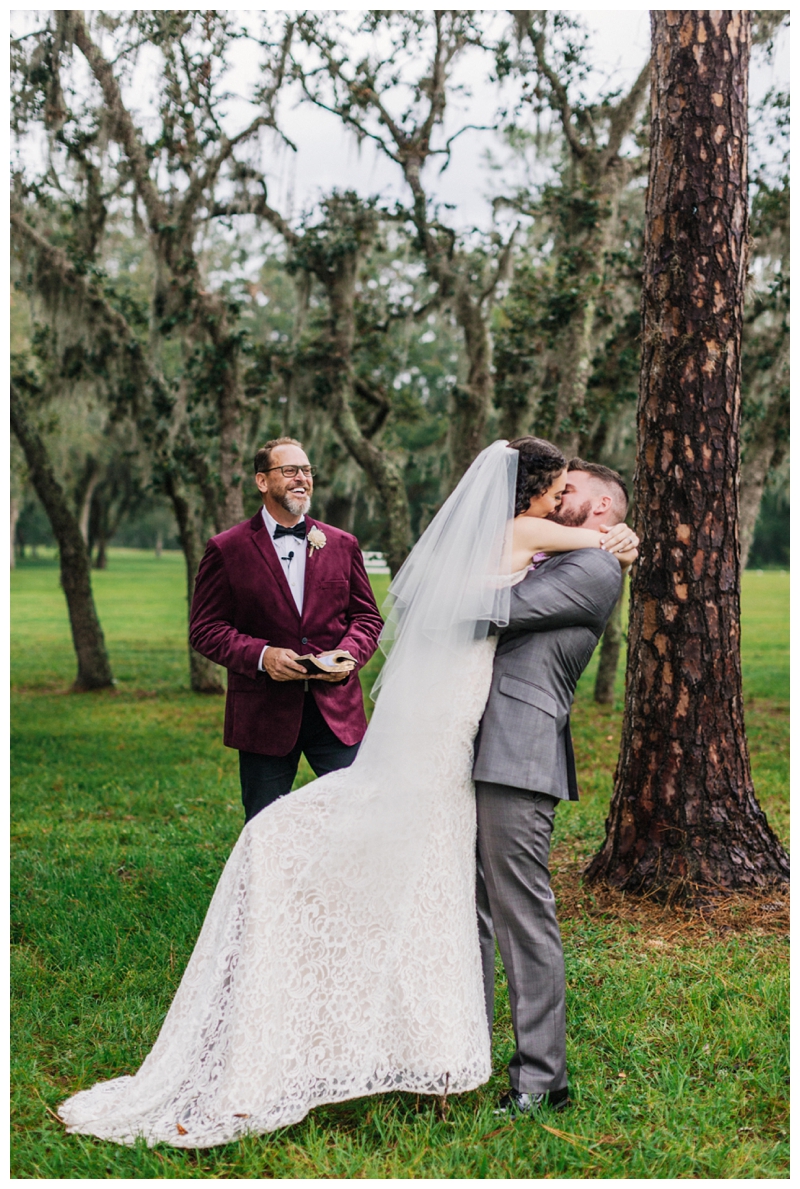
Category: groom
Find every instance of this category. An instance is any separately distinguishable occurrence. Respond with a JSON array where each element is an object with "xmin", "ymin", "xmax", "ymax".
[
  {"xmin": 473, "ymin": 445, "xmax": 634, "ymax": 1116},
  {"xmin": 190, "ymin": 437, "xmax": 383, "ymax": 822}
]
